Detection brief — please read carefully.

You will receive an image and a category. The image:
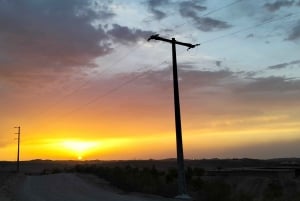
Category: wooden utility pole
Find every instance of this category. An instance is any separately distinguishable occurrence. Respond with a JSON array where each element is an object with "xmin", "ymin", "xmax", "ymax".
[
  {"xmin": 14, "ymin": 126, "xmax": 20, "ymax": 173},
  {"xmin": 148, "ymin": 34, "xmax": 199, "ymax": 199}
]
